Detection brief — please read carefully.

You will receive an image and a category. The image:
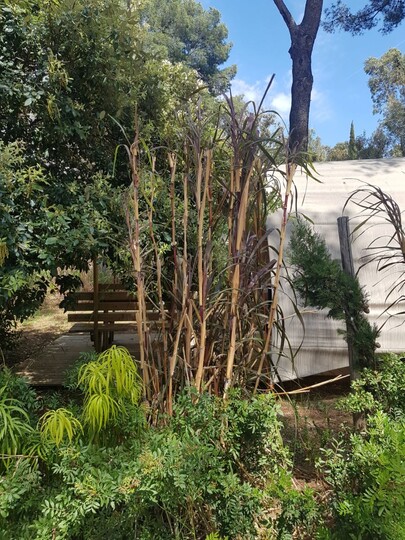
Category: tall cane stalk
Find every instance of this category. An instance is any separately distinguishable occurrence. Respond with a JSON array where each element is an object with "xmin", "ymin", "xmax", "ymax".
[
  {"xmin": 127, "ymin": 128, "xmax": 150, "ymax": 398},
  {"xmin": 254, "ymin": 161, "xmax": 296, "ymax": 392}
]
